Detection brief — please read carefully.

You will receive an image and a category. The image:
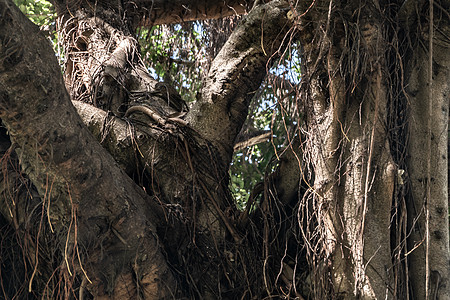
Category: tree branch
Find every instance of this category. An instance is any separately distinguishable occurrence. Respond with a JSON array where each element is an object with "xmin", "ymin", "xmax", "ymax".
[
  {"xmin": 51, "ymin": 0, "xmax": 253, "ymax": 26},
  {"xmin": 134, "ymin": 0, "xmax": 252, "ymax": 25},
  {"xmin": 72, "ymin": 100, "xmax": 196, "ymax": 203},
  {"xmin": 187, "ymin": 0, "xmax": 292, "ymax": 163},
  {"xmin": 233, "ymin": 131, "xmax": 271, "ymax": 151}
]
